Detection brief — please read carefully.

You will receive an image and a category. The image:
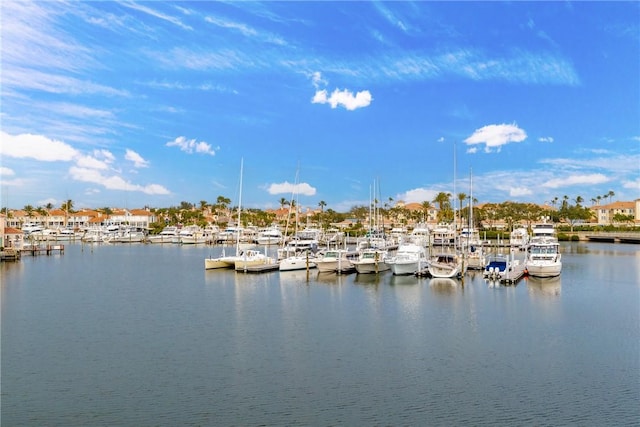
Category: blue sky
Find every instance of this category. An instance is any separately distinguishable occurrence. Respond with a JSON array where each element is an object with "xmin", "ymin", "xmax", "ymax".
[{"xmin": 1, "ymin": 1, "xmax": 639, "ymax": 212}]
